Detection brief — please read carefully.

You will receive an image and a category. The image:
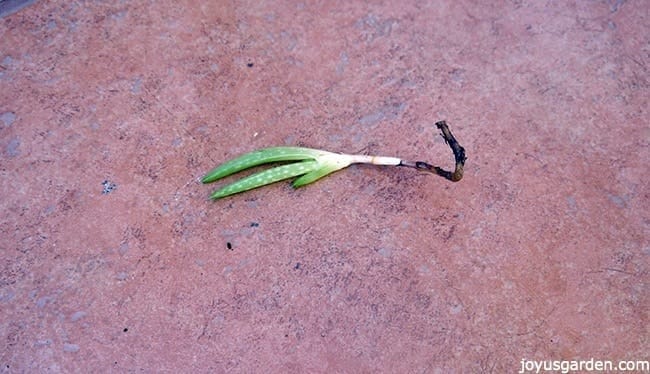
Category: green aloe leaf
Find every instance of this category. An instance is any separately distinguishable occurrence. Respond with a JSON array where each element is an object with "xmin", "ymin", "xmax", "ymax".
[
  {"xmin": 292, "ymin": 153, "xmax": 352, "ymax": 188},
  {"xmin": 202, "ymin": 147, "xmax": 323, "ymax": 183},
  {"xmin": 209, "ymin": 160, "xmax": 320, "ymax": 199},
  {"xmin": 204, "ymin": 147, "xmax": 358, "ymax": 199},
  {"xmin": 292, "ymin": 164, "xmax": 342, "ymax": 188}
]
